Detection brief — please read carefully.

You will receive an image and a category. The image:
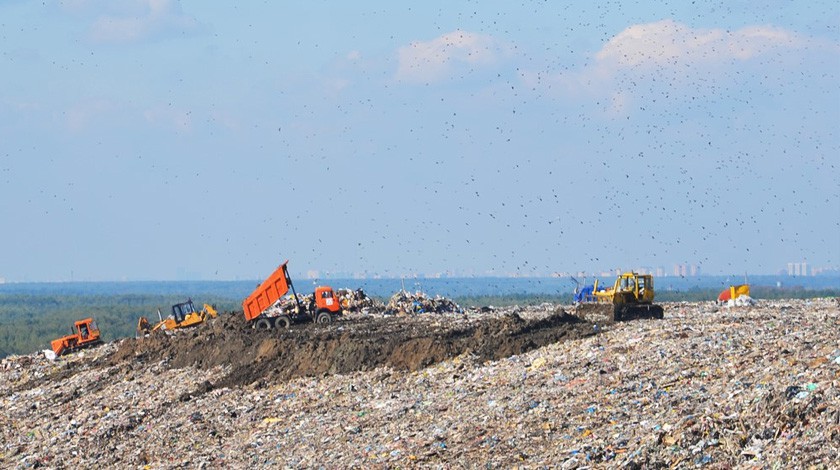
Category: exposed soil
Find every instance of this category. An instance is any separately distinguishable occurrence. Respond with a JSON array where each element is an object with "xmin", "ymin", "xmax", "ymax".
[{"xmin": 110, "ymin": 309, "xmax": 595, "ymax": 394}]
